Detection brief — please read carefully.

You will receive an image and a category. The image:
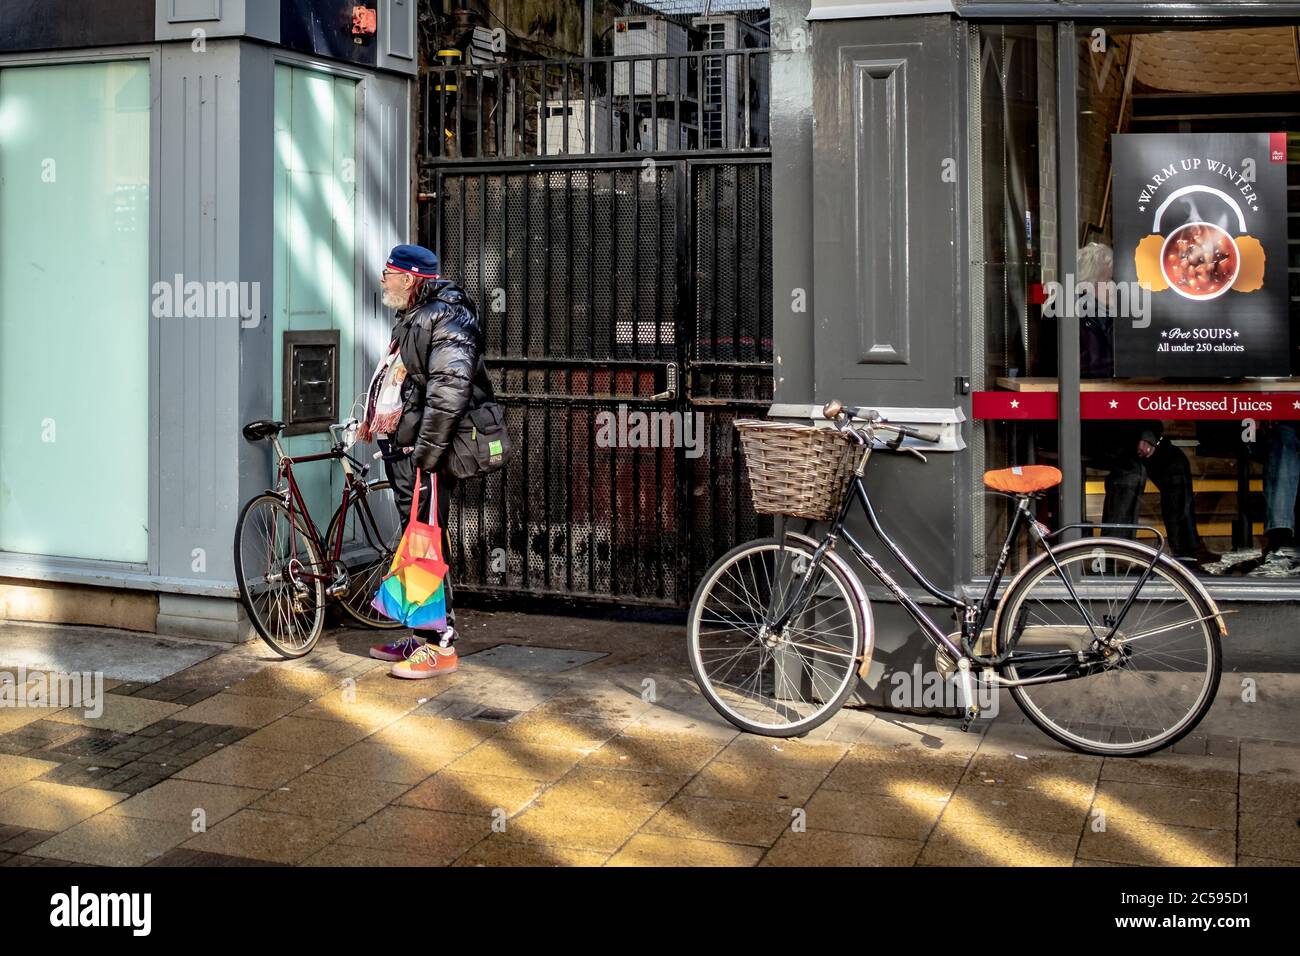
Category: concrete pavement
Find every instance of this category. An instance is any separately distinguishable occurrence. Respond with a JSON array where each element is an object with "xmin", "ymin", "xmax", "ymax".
[{"xmin": 0, "ymin": 609, "xmax": 1297, "ymax": 867}]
